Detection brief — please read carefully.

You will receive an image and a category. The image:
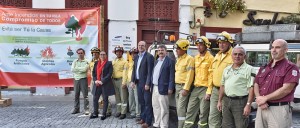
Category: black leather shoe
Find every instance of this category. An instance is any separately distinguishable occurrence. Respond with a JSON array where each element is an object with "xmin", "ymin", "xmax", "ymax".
[
  {"xmin": 89, "ymin": 113, "xmax": 98, "ymax": 119},
  {"xmin": 71, "ymin": 109, "xmax": 80, "ymax": 114},
  {"xmin": 101, "ymin": 115, "xmax": 106, "ymax": 120},
  {"xmin": 115, "ymin": 112, "xmax": 121, "ymax": 117},
  {"xmin": 119, "ymin": 114, "xmax": 126, "ymax": 119},
  {"xmin": 106, "ymin": 112, "xmax": 112, "ymax": 117}
]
